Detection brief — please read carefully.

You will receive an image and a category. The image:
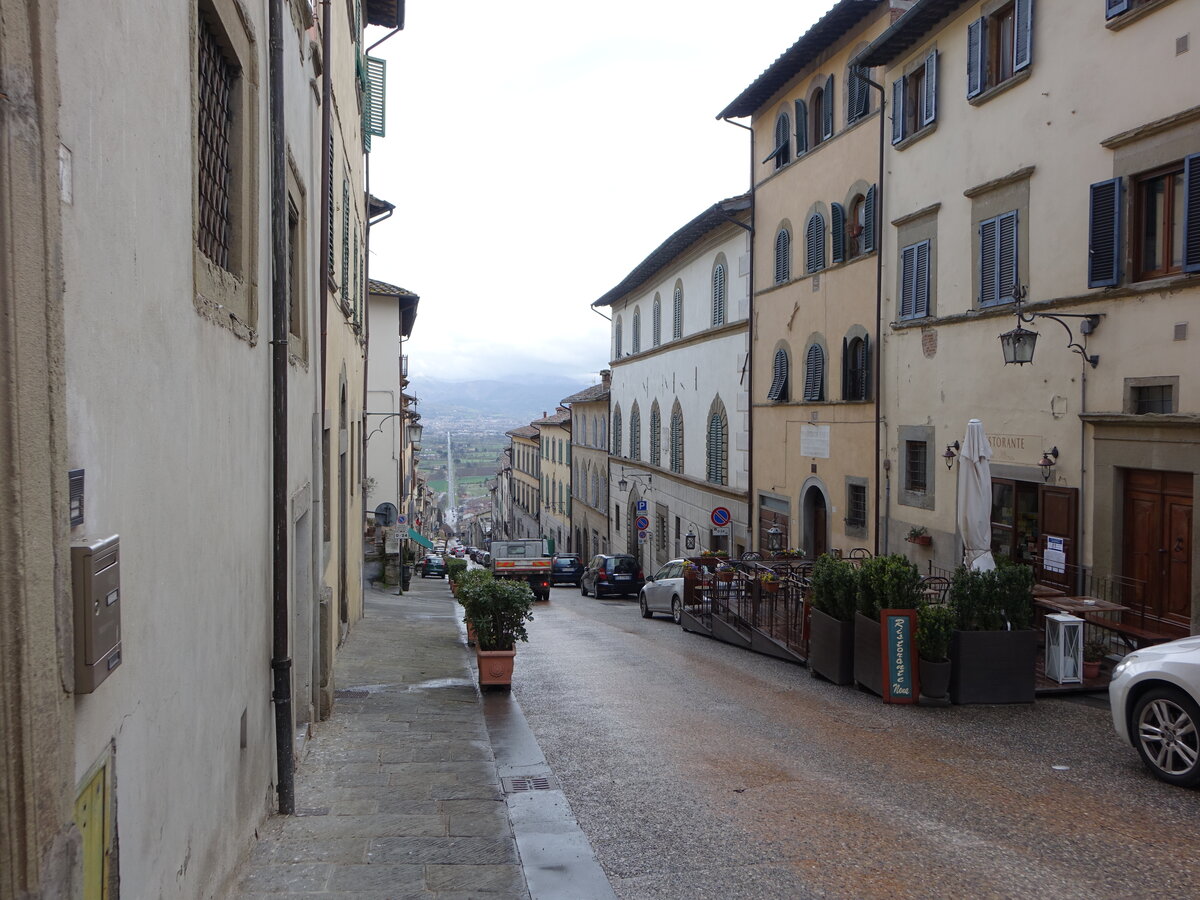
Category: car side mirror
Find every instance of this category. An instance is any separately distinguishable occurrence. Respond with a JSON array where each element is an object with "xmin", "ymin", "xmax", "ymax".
[{"xmin": 646, "ymin": 575, "xmax": 655, "ymax": 582}]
